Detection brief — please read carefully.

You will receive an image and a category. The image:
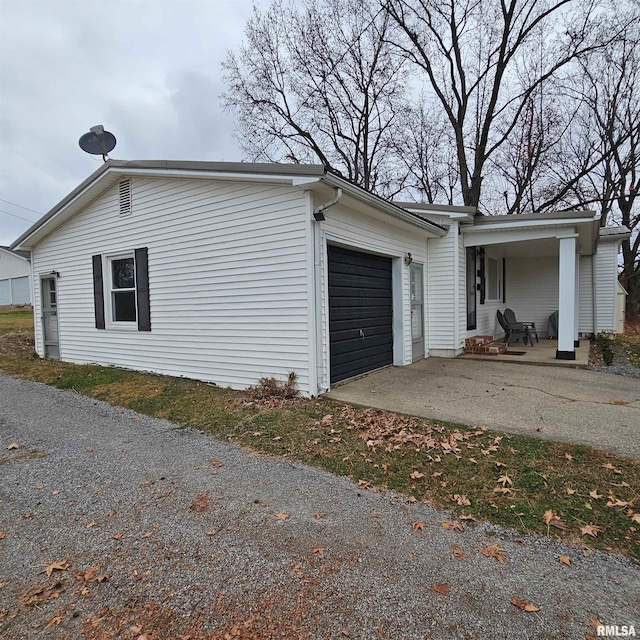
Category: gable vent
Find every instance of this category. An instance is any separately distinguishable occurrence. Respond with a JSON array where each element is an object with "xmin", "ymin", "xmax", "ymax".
[{"xmin": 118, "ymin": 179, "xmax": 132, "ymax": 216}]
